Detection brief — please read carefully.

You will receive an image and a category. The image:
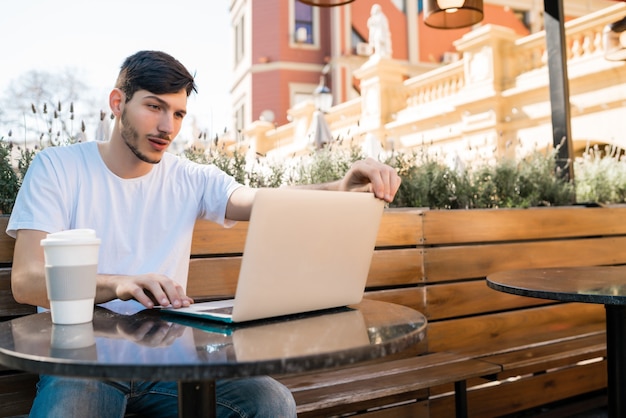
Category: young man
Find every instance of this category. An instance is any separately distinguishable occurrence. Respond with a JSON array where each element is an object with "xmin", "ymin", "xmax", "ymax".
[{"xmin": 7, "ymin": 50, "xmax": 401, "ymax": 417}]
